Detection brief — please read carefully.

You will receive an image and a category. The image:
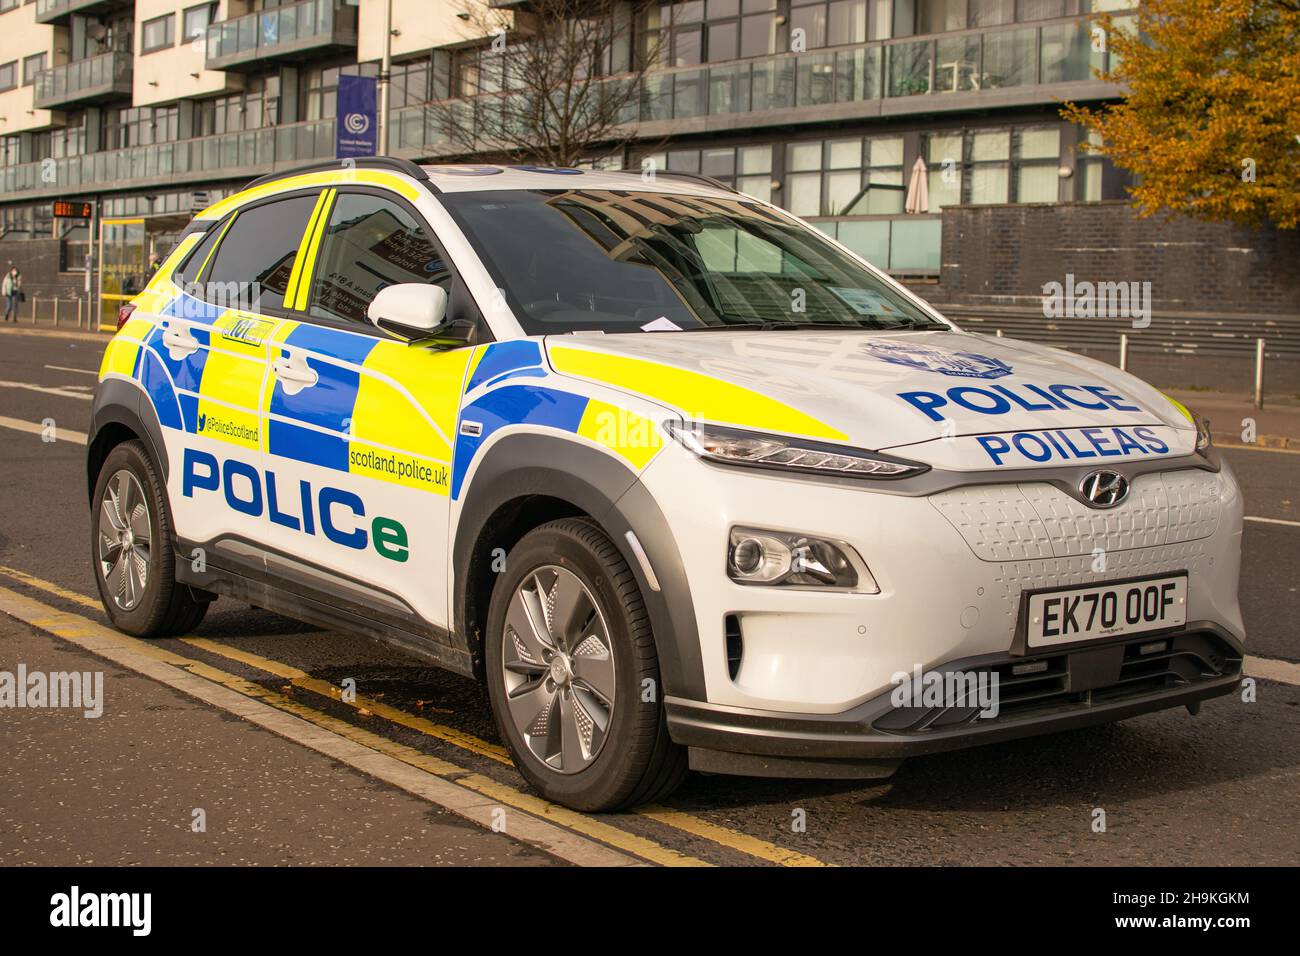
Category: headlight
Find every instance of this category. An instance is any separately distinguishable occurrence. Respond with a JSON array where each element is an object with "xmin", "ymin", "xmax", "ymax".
[
  {"xmin": 728, "ymin": 527, "xmax": 878, "ymax": 592},
  {"xmin": 663, "ymin": 421, "xmax": 927, "ymax": 479},
  {"xmin": 1193, "ymin": 412, "xmax": 1212, "ymax": 452},
  {"xmin": 1165, "ymin": 394, "xmax": 1212, "ymax": 452}
]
